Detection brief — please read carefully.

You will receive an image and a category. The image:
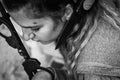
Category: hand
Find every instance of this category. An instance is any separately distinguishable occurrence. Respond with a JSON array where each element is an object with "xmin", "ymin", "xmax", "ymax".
[
  {"xmin": 0, "ymin": 11, "xmax": 11, "ymax": 37},
  {"xmin": 83, "ymin": 0, "xmax": 95, "ymax": 10},
  {"xmin": 32, "ymin": 71, "xmax": 52, "ymax": 80},
  {"xmin": 0, "ymin": 23, "xmax": 11, "ymax": 37}
]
